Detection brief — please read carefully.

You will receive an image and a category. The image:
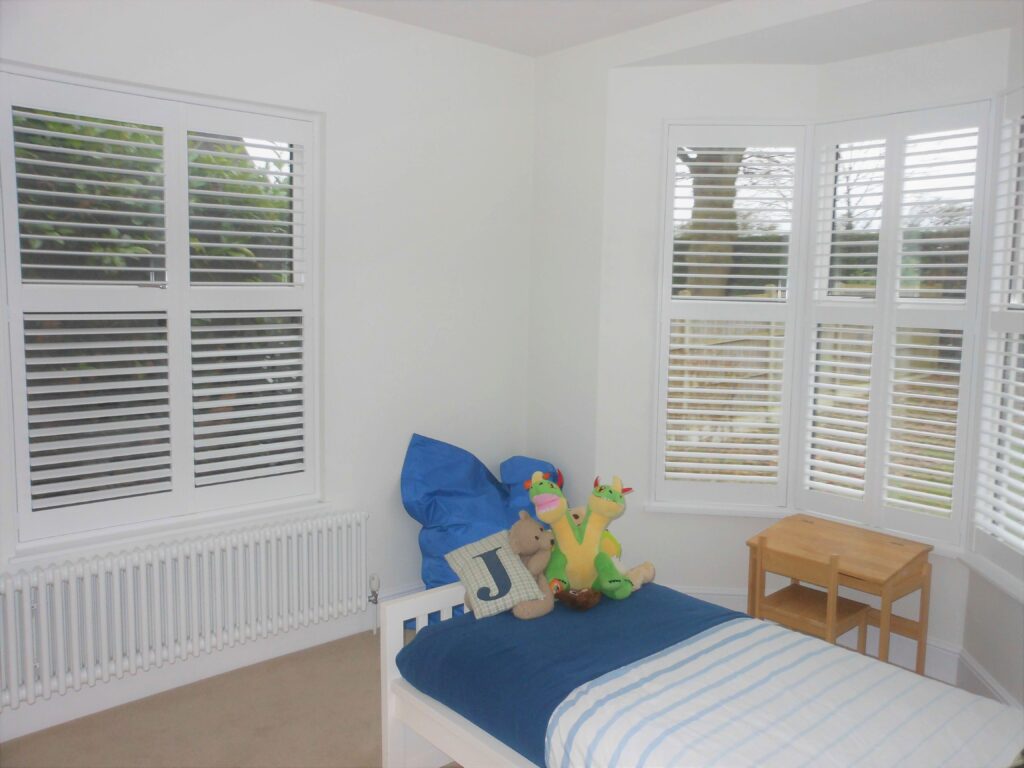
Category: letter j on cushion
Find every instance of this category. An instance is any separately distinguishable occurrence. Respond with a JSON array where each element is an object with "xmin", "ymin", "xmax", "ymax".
[{"xmin": 445, "ymin": 531, "xmax": 543, "ymax": 618}]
